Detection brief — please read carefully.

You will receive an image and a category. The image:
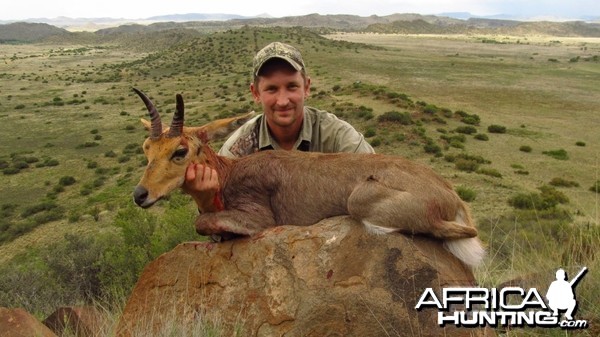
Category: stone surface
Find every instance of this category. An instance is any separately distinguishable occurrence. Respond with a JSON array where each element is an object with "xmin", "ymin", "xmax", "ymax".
[
  {"xmin": 0, "ymin": 307, "xmax": 57, "ymax": 337},
  {"xmin": 43, "ymin": 306, "xmax": 104, "ymax": 337},
  {"xmin": 117, "ymin": 216, "xmax": 492, "ymax": 337}
]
